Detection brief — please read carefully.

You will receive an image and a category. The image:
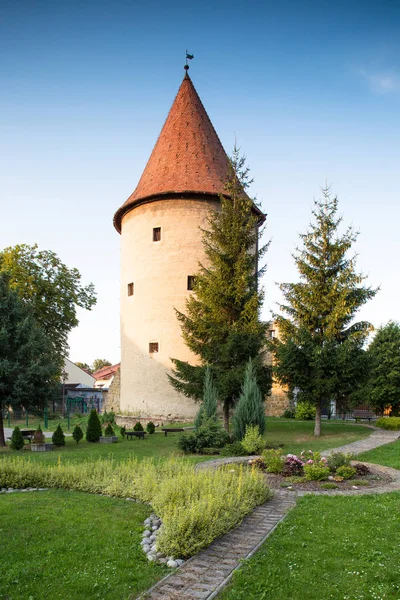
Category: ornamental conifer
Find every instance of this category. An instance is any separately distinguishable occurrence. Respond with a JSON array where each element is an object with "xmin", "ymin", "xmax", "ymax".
[
  {"xmin": 86, "ymin": 409, "xmax": 102, "ymax": 442},
  {"xmin": 52, "ymin": 424, "xmax": 65, "ymax": 447},
  {"xmin": 233, "ymin": 359, "xmax": 266, "ymax": 441},
  {"xmin": 72, "ymin": 424, "xmax": 83, "ymax": 444},
  {"xmin": 195, "ymin": 367, "xmax": 218, "ymax": 429},
  {"xmin": 10, "ymin": 426, "xmax": 24, "ymax": 450}
]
